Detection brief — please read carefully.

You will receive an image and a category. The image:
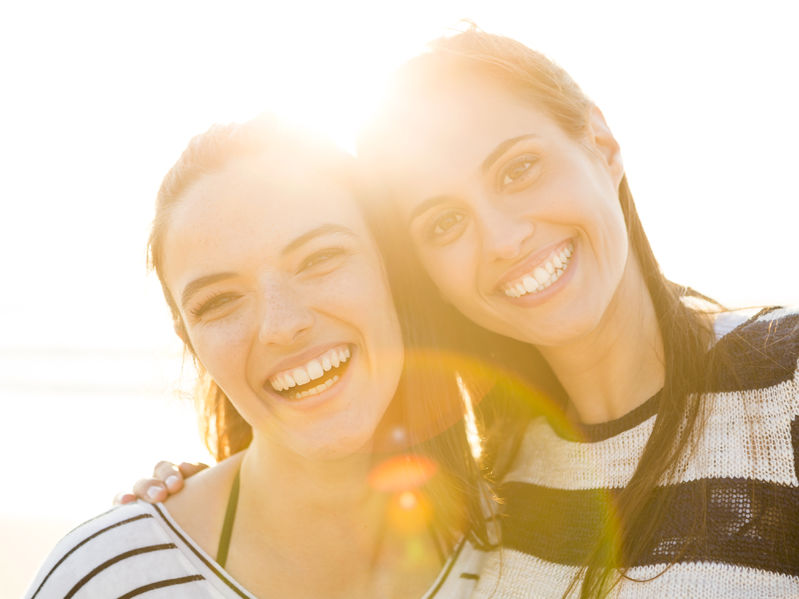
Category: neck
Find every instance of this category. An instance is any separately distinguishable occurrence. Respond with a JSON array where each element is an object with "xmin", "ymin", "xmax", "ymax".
[
  {"xmin": 232, "ymin": 436, "xmax": 441, "ymax": 598},
  {"xmin": 539, "ymin": 255, "xmax": 665, "ymax": 424},
  {"xmin": 241, "ymin": 435, "xmax": 383, "ymax": 531}
]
